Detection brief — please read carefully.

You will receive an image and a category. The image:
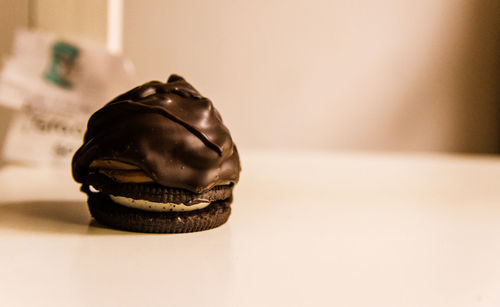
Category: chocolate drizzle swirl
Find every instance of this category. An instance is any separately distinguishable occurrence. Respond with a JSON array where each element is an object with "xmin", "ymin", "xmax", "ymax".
[{"xmin": 72, "ymin": 75, "xmax": 240, "ymax": 193}]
